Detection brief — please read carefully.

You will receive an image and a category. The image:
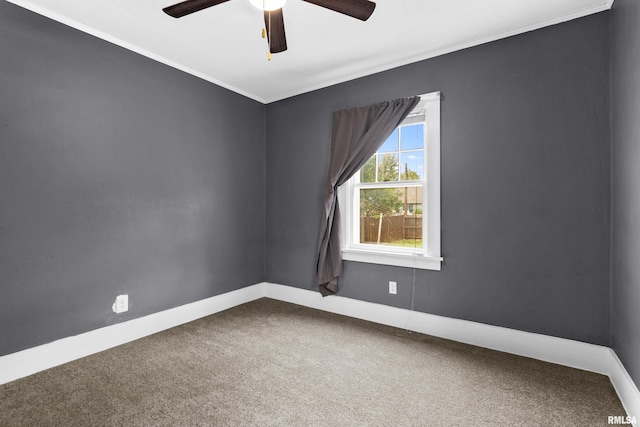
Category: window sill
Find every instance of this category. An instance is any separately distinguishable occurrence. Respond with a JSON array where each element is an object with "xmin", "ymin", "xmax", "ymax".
[{"xmin": 342, "ymin": 248, "xmax": 442, "ymax": 271}]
